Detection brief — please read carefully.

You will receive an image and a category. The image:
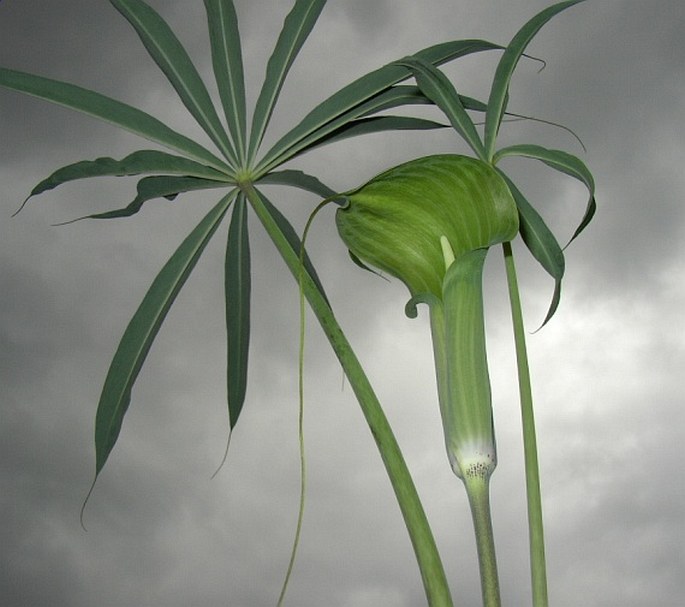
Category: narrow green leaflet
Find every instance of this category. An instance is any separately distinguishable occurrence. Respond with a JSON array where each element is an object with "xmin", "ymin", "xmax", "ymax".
[
  {"xmin": 63, "ymin": 176, "xmax": 231, "ymax": 222},
  {"xmin": 248, "ymin": 0, "xmax": 327, "ymax": 162},
  {"xmin": 225, "ymin": 194, "xmax": 251, "ymax": 429},
  {"xmin": 0, "ymin": 68, "xmax": 231, "ymax": 173},
  {"xmin": 500, "ymin": 172, "xmax": 565, "ymax": 326},
  {"xmin": 355, "ymin": 85, "xmax": 433, "ymax": 115},
  {"xmin": 22, "ymin": 150, "xmax": 230, "ymax": 206},
  {"xmin": 350, "ymin": 84, "xmax": 487, "ymax": 118},
  {"xmin": 94, "ymin": 192, "xmax": 236, "ymax": 476},
  {"xmin": 284, "ymin": 87, "xmax": 444, "ymax": 152},
  {"xmin": 349, "ymin": 84, "xmax": 487, "ymax": 119},
  {"xmin": 258, "ymin": 80, "xmax": 482, "ymax": 174},
  {"xmin": 110, "ymin": 0, "xmax": 238, "ymax": 166},
  {"xmin": 254, "ymin": 190, "xmax": 330, "ymax": 305},
  {"xmin": 494, "ymin": 143, "xmax": 596, "ymax": 245},
  {"xmin": 204, "ymin": 0, "xmax": 247, "ymax": 163},
  {"xmin": 484, "ymin": 0, "xmax": 586, "ymax": 160},
  {"xmin": 398, "ymin": 56, "xmax": 486, "ymax": 160},
  {"xmin": 297, "ymin": 116, "xmax": 448, "ymax": 157},
  {"xmin": 256, "ymin": 39, "xmax": 502, "ymax": 174},
  {"xmin": 256, "ymin": 169, "xmax": 337, "ymax": 199}
]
